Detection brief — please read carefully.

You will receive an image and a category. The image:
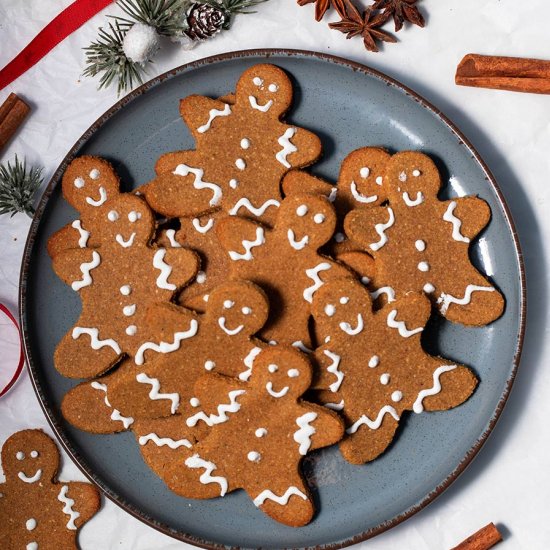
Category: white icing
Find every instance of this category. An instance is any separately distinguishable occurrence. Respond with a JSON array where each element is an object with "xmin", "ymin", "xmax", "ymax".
[
  {"xmin": 72, "ymin": 327, "xmax": 121, "ymax": 354},
  {"xmin": 252, "ymin": 77, "xmax": 263, "ymax": 86},
  {"xmin": 386, "ymin": 310, "xmax": 423, "ymax": 337},
  {"xmin": 255, "ymin": 428, "xmax": 267, "ymax": 437},
  {"xmin": 228, "ymin": 227, "xmax": 265, "ymax": 261},
  {"xmin": 413, "ymin": 169, "xmax": 421, "ymax": 177},
  {"xmin": 86, "ymin": 186, "xmax": 107, "ymax": 206},
  {"xmin": 328, "ymin": 187, "xmax": 338, "ymax": 202},
  {"xmin": 350, "ymin": 181, "xmax": 377, "ymax": 204},
  {"xmin": 218, "ymin": 317, "xmax": 244, "ymax": 336},
  {"xmin": 376, "ymin": 176, "xmax": 383, "ymax": 185},
  {"xmin": 339, "ymin": 314, "xmax": 364, "ymax": 336},
  {"xmin": 253, "ymin": 487, "xmax": 307, "ymax": 507},
  {"xmin": 135, "ymin": 319, "xmax": 198, "ymax": 365},
  {"xmin": 90, "ymin": 381, "xmax": 134, "ymax": 428},
  {"xmin": 123, "ymin": 304, "xmax": 136, "ymax": 316},
  {"xmin": 229, "ymin": 198, "xmax": 280, "ymax": 217},
  {"xmin": 247, "ymin": 451, "xmax": 261, "ymax": 462},
  {"xmin": 266, "ymin": 382, "xmax": 289, "ymax": 398},
  {"xmin": 229, "ymin": 179, "xmax": 238, "ymax": 189},
  {"xmin": 136, "ymin": 373, "xmax": 180, "ymax": 414},
  {"xmin": 287, "ymin": 229, "xmax": 309, "ymax": 250},
  {"xmin": 423, "ymin": 283, "xmax": 435, "ymax": 293},
  {"xmin": 71, "ymin": 250, "xmax": 100, "ymax": 291},
  {"xmin": 438, "ymin": 285, "xmax": 495, "ymax": 315},
  {"xmin": 107, "ymin": 210, "xmax": 118, "ymax": 222},
  {"xmin": 380, "ymin": 373, "xmax": 390, "ymax": 385},
  {"xmin": 125, "ymin": 325, "xmax": 137, "ymax": 336},
  {"xmin": 26, "ymin": 543, "xmax": 38, "ymax": 550},
  {"xmin": 71, "ymin": 220, "xmax": 89, "ymax": 247},
  {"xmin": 120, "ymin": 285, "xmax": 131, "ymax": 295},
  {"xmin": 417, "ymin": 261, "xmax": 430, "ymax": 272},
  {"xmin": 197, "ymin": 104, "xmax": 231, "ymax": 133},
  {"xmin": 370, "ymin": 286, "xmax": 396, "ymax": 303},
  {"xmin": 275, "ymin": 127, "xmax": 297, "ymax": 168},
  {"xmin": 296, "ymin": 205, "xmax": 308, "ymax": 216},
  {"xmin": 192, "ymin": 217, "xmax": 214, "ymax": 234},
  {"xmin": 324, "ymin": 350, "xmax": 343, "ymax": 392},
  {"xmin": 165, "ymin": 229, "xmax": 181, "ymax": 247},
  {"xmin": 240, "ymin": 138, "xmax": 250, "ymax": 149},
  {"xmin": 74, "ymin": 177, "xmax": 85, "ymax": 189},
  {"xmin": 287, "ymin": 369, "xmax": 300, "ymax": 378},
  {"xmin": 128, "ymin": 211, "xmax": 141, "ymax": 222},
  {"xmin": 314, "ymin": 213, "xmax": 325, "ymax": 224},
  {"xmin": 325, "ymin": 304, "xmax": 335, "ymax": 317},
  {"xmin": 153, "ymin": 248, "xmax": 176, "ymax": 290},
  {"xmin": 368, "ymin": 355, "xmax": 379, "ymax": 368},
  {"xmin": 138, "ymin": 433, "xmax": 192, "ymax": 449},
  {"xmin": 26, "ymin": 518, "xmax": 36, "ymax": 530},
  {"xmin": 402, "ymin": 191, "xmax": 424, "ymax": 206},
  {"xmin": 239, "ymin": 346, "xmax": 262, "ymax": 381},
  {"xmin": 340, "ymin": 297, "xmax": 349, "ymax": 304},
  {"xmin": 415, "ymin": 239, "xmax": 426, "ymax": 251},
  {"xmin": 292, "ymin": 341, "xmax": 313, "ymax": 354},
  {"xmin": 235, "ymin": 158, "xmax": 246, "ymax": 170},
  {"xmin": 196, "ymin": 271, "xmax": 206, "ymax": 284},
  {"xmin": 399, "ymin": 171, "xmax": 407, "ymax": 182},
  {"xmin": 324, "ymin": 400, "xmax": 344, "ymax": 411},
  {"xmin": 186, "ymin": 390, "xmax": 245, "ymax": 427},
  {"xmin": 391, "ymin": 391, "xmax": 403, "ymax": 402},
  {"xmin": 242, "ymin": 306, "xmax": 252, "ymax": 314},
  {"xmin": 361, "ymin": 276, "xmax": 370, "ymax": 285},
  {"xmin": 268, "ymin": 83, "xmax": 278, "ymax": 92},
  {"xmin": 346, "ymin": 405, "xmax": 400, "ymax": 434},
  {"xmin": 443, "ymin": 201, "xmax": 470, "ymax": 243},
  {"xmin": 17, "ymin": 470, "xmax": 42, "ymax": 483},
  {"xmin": 294, "ymin": 412, "xmax": 317, "ymax": 455},
  {"xmin": 249, "ymin": 95, "xmax": 273, "ymax": 112},
  {"xmin": 370, "ymin": 207, "xmax": 395, "ymax": 251},
  {"xmin": 89, "ymin": 169, "xmax": 100, "ymax": 180},
  {"xmin": 58, "ymin": 485, "xmax": 79, "ymax": 530},
  {"xmin": 16, "ymin": 451, "xmax": 24, "ymax": 460},
  {"xmin": 413, "ymin": 365, "xmax": 457, "ymax": 413},
  {"xmin": 303, "ymin": 263, "xmax": 331, "ymax": 303},
  {"xmin": 205, "ymin": 360, "xmax": 216, "ymax": 371},
  {"xmin": 173, "ymin": 164, "xmax": 222, "ymax": 207},
  {"xmin": 268, "ymin": 364, "xmax": 278, "ymax": 373},
  {"xmin": 185, "ymin": 454, "xmax": 228, "ymax": 496},
  {"xmin": 360, "ymin": 167, "xmax": 370, "ymax": 178},
  {"xmin": 223, "ymin": 300, "xmax": 234, "ymax": 309},
  {"xmin": 190, "ymin": 397, "xmax": 200, "ymax": 407}
]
